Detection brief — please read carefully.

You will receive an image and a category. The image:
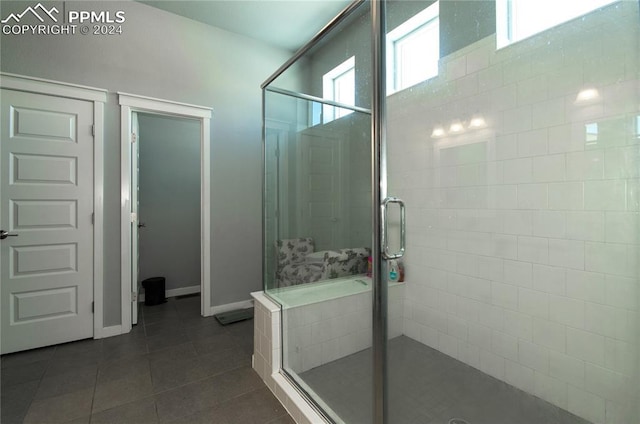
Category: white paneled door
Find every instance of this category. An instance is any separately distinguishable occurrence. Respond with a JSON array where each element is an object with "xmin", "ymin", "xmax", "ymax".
[{"xmin": 1, "ymin": 89, "xmax": 94, "ymax": 354}]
